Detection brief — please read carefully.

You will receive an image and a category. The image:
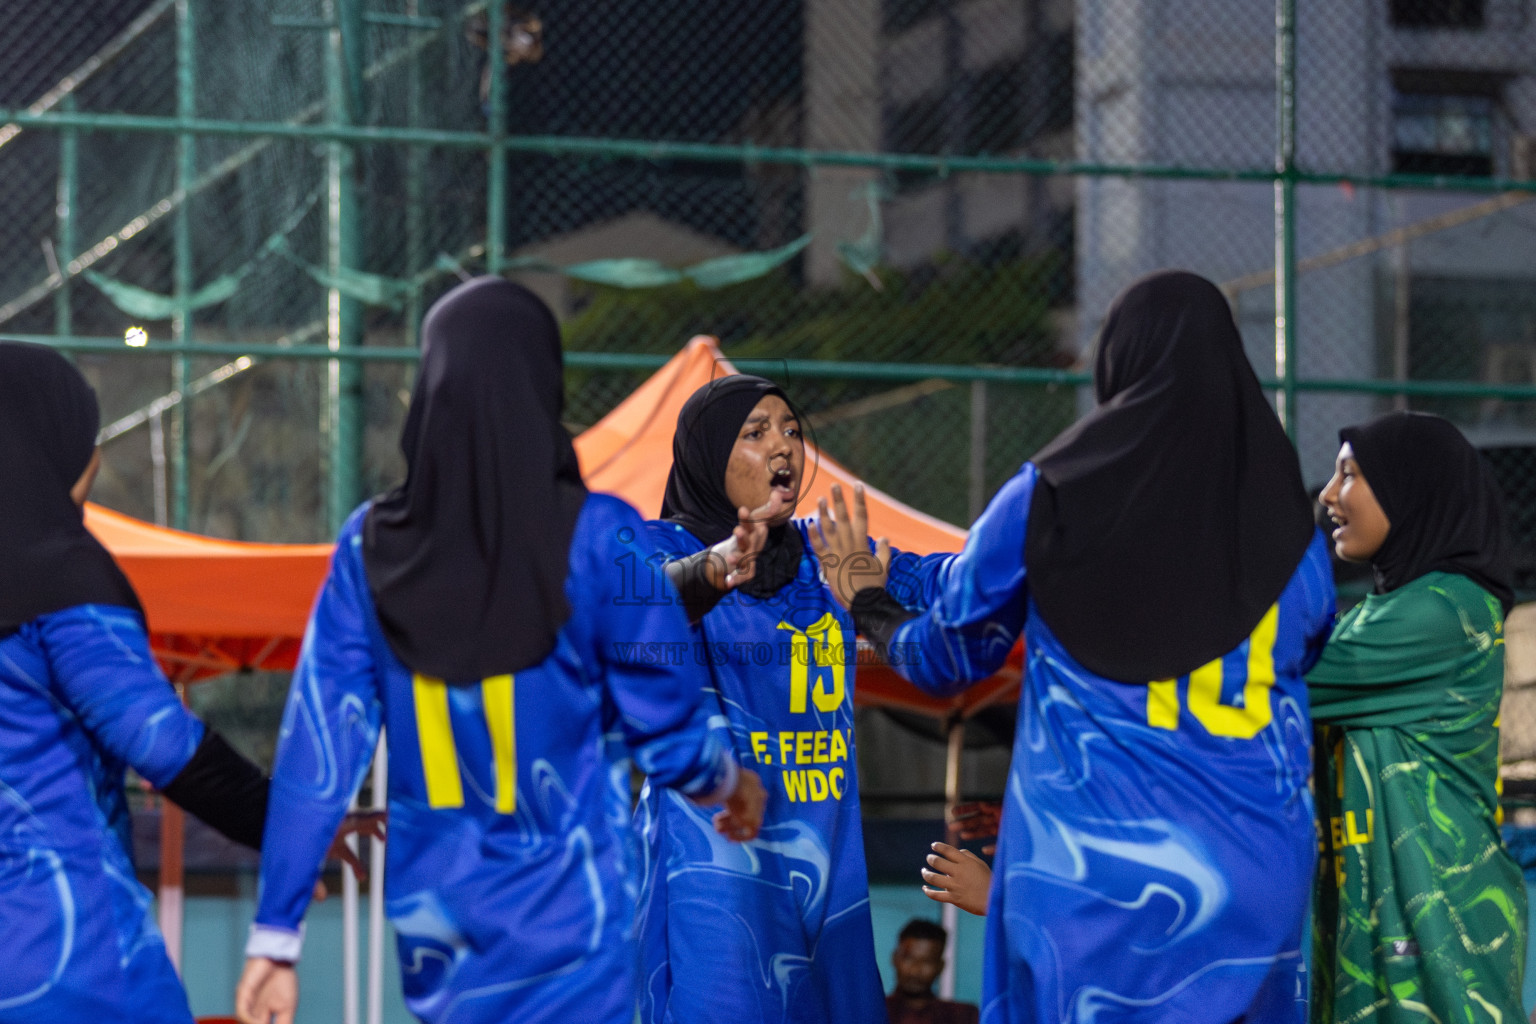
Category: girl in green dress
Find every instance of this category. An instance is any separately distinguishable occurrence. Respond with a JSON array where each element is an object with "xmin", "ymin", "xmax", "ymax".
[{"xmin": 1311, "ymin": 410, "xmax": 1526, "ymax": 1023}]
